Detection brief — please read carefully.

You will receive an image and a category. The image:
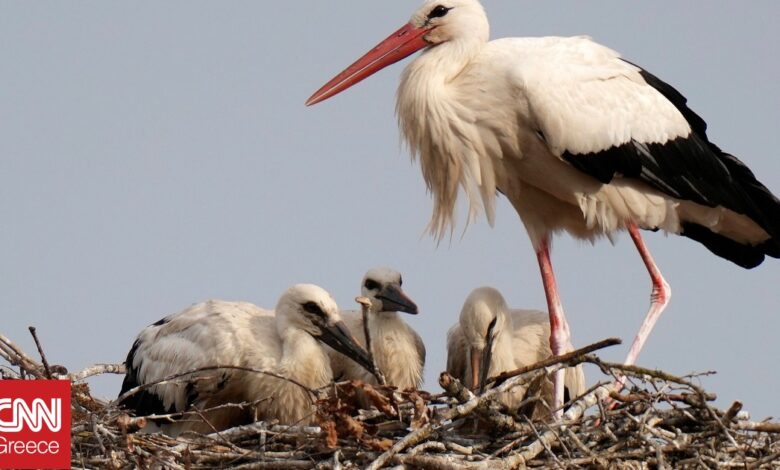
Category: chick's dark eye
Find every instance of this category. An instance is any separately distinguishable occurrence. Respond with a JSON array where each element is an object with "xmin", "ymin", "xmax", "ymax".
[
  {"xmin": 303, "ymin": 302, "xmax": 323, "ymax": 316},
  {"xmin": 487, "ymin": 317, "xmax": 498, "ymax": 337},
  {"xmin": 398, "ymin": 276, "xmax": 403, "ymax": 287},
  {"xmin": 364, "ymin": 279, "xmax": 380, "ymax": 291},
  {"xmin": 428, "ymin": 5, "xmax": 451, "ymax": 19}
]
